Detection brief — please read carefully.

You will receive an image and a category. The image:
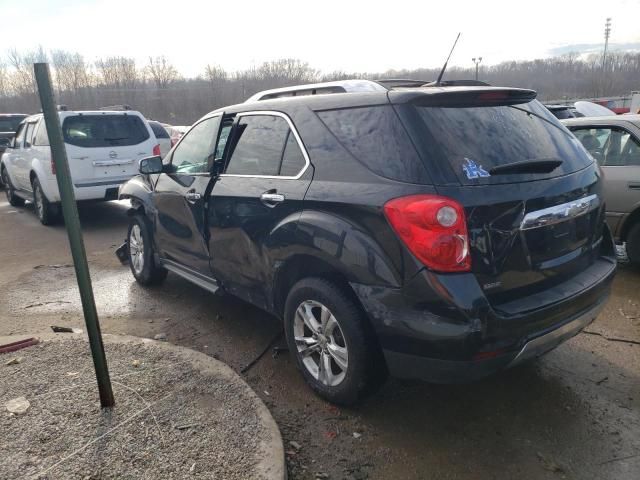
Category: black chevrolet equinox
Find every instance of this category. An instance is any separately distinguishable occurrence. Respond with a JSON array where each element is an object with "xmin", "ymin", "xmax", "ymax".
[{"xmin": 119, "ymin": 79, "xmax": 616, "ymax": 404}]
